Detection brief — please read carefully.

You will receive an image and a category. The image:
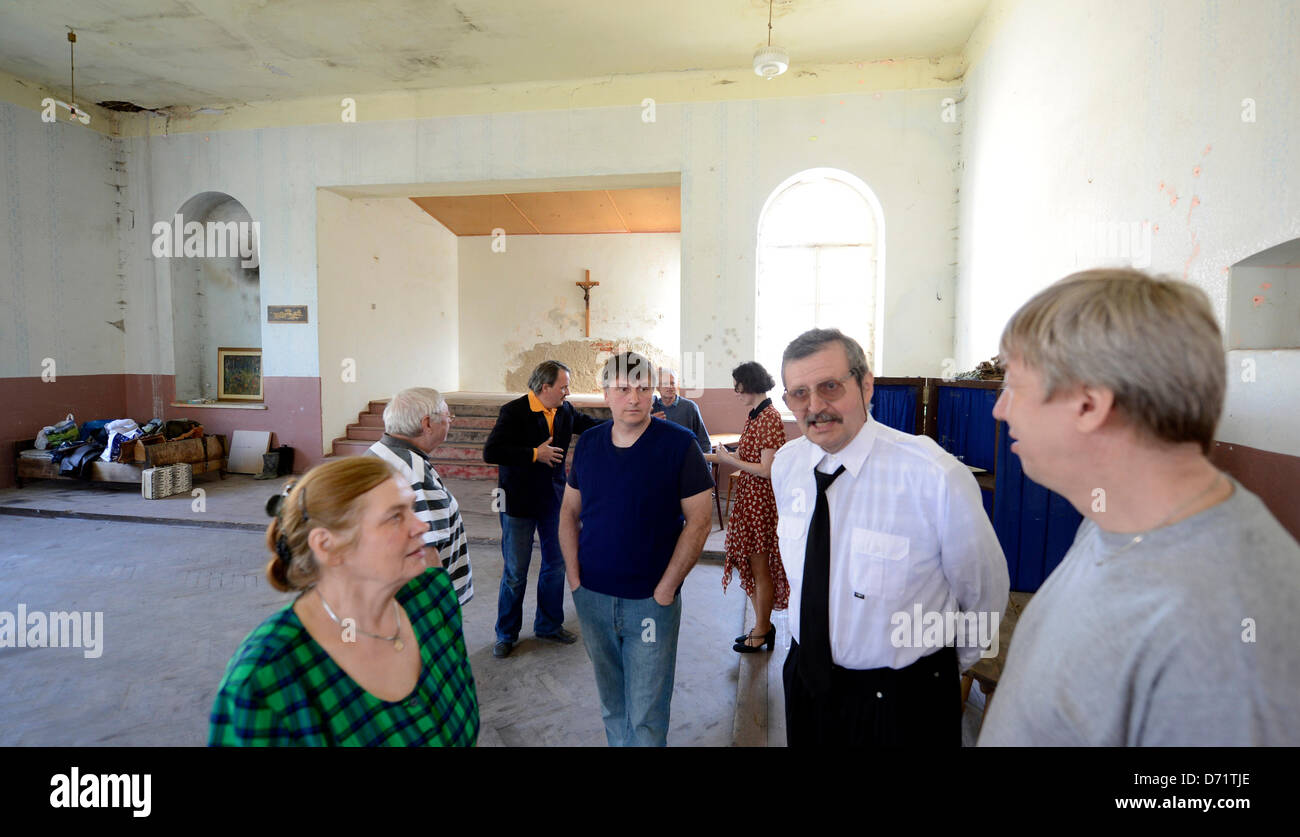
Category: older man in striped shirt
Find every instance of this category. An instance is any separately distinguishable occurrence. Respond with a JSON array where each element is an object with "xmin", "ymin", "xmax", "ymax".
[{"xmin": 366, "ymin": 387, "xmax": 473, "ymax": 606}]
